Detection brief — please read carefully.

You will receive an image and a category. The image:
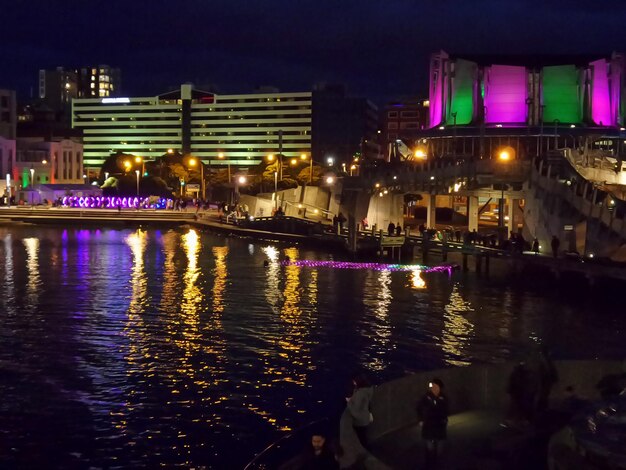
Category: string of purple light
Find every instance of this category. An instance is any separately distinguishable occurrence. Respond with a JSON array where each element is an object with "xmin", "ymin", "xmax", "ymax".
[{"xmin": 281, "ymin": 259, "xmax": 455, "ymax": 274}]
